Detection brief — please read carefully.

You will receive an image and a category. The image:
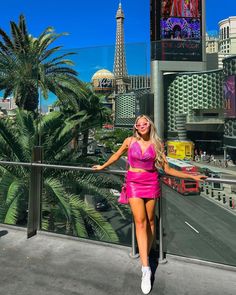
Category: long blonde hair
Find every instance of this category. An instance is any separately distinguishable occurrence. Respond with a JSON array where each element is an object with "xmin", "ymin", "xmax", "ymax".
[{"xmin": 133, "ymin": 114, "xmax": 165, "ymax": 168}]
